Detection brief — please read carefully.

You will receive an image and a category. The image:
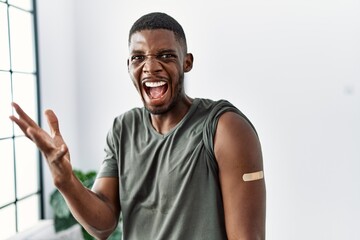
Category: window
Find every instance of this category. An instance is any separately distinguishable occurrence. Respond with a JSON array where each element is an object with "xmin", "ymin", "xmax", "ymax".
[{"xmin": 0, "ymin": 0, "xmax": 42, "ymax": 238}]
